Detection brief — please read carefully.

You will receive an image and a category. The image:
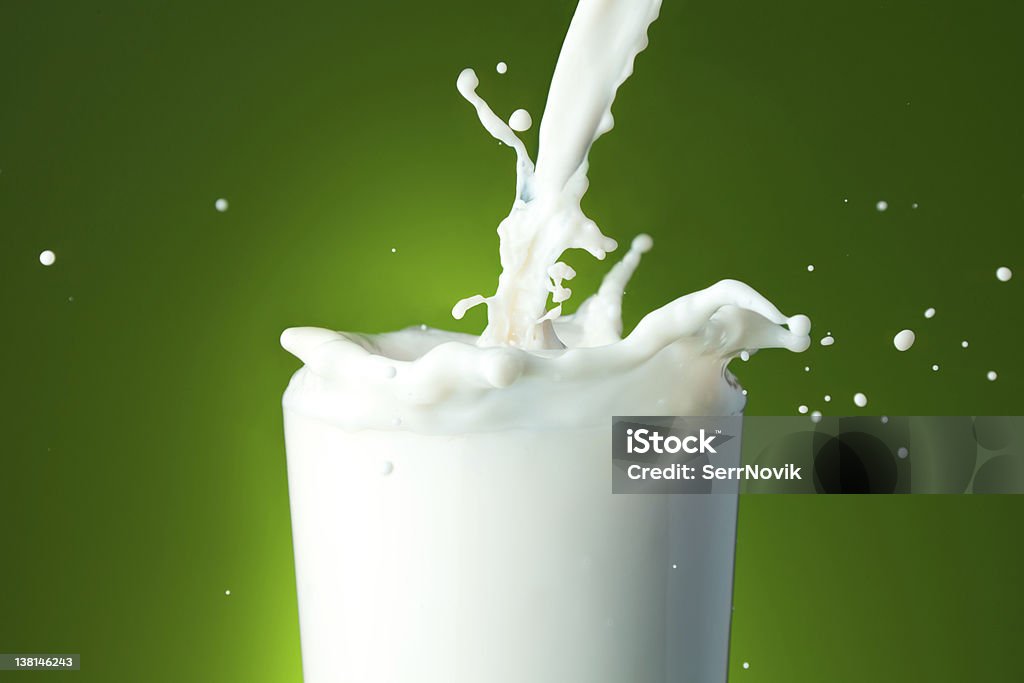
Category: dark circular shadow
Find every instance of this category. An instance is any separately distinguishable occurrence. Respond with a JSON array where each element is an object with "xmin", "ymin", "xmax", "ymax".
[{"xmin": 813, "ymin": 431, "xmax": 898, "ymax": 494}]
